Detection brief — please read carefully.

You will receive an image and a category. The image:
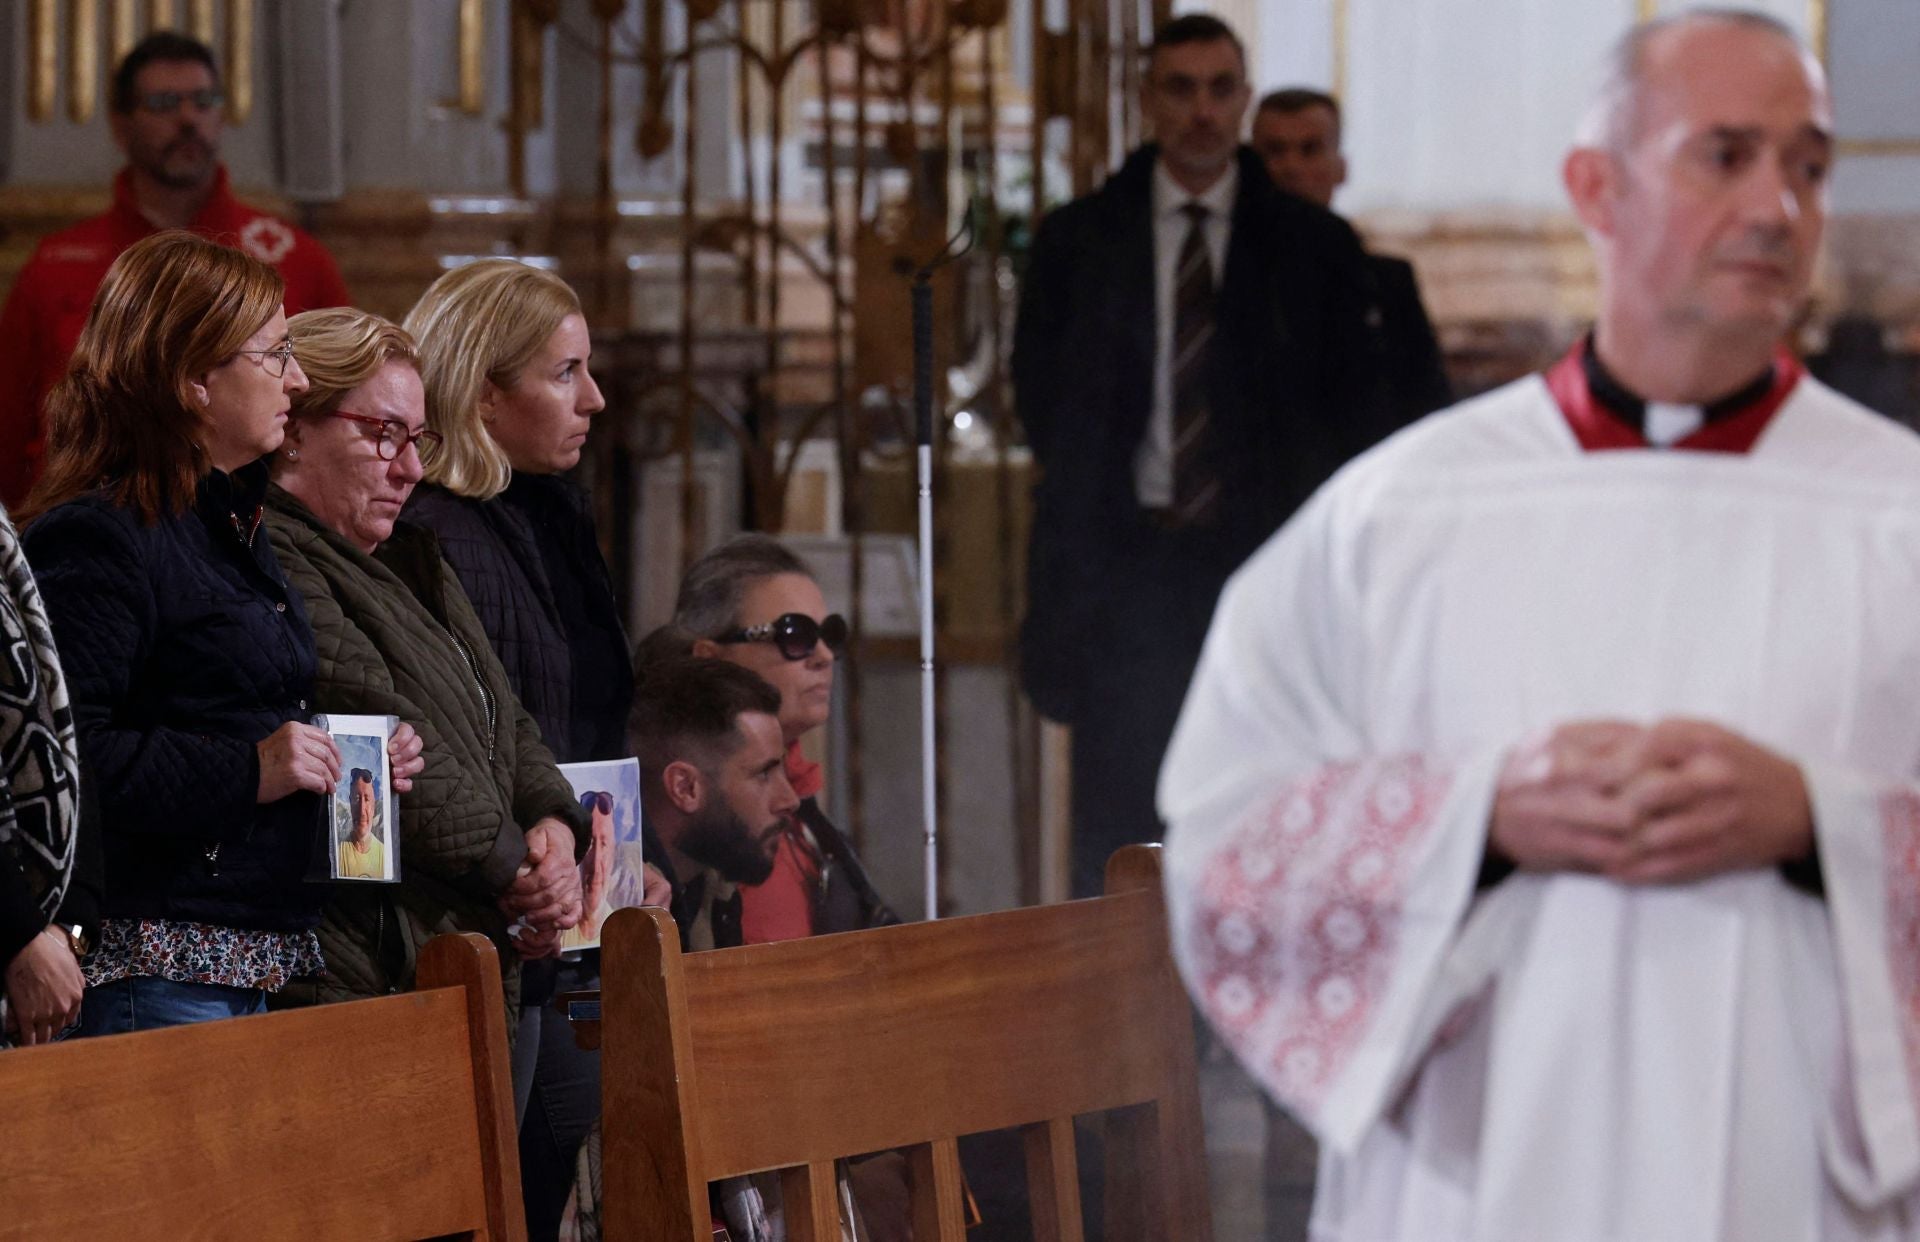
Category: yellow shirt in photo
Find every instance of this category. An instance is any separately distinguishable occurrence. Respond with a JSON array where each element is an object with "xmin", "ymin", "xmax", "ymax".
[{"xmin": 337, "ymin": 837, "xmax": 385, "ymax": 880}]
